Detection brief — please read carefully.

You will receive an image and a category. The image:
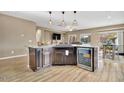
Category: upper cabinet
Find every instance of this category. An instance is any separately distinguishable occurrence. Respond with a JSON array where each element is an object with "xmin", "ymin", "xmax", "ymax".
[
  {"xmin": 36, "ymin": 28, "xmax": 52, "ymax": 45},
  {"xmin": 36, "ymin": 29, "xmax": 42, "ymax": 45},
  {"xmin": 44, "ymin": 30, "xmax": 52, "ymax": 44}
]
